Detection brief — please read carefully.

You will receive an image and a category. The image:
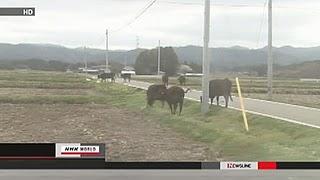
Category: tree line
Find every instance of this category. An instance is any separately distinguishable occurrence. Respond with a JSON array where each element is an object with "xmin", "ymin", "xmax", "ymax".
[{"xmin": 0, "ymin": 47, "xmax": 198, "ymax": 75}]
